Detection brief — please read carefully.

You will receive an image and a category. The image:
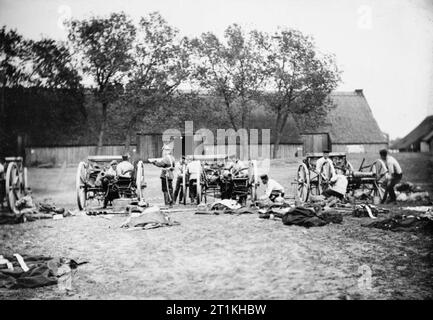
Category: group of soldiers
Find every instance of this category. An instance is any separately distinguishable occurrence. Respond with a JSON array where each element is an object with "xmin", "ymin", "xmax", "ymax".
[
  {"xmin": 314, "ymin": 148, "xmax": 403, "ymax": 204},
  {"xmin": 148, "ymin": 145, "xmax": 286, "ymax": 207}
]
